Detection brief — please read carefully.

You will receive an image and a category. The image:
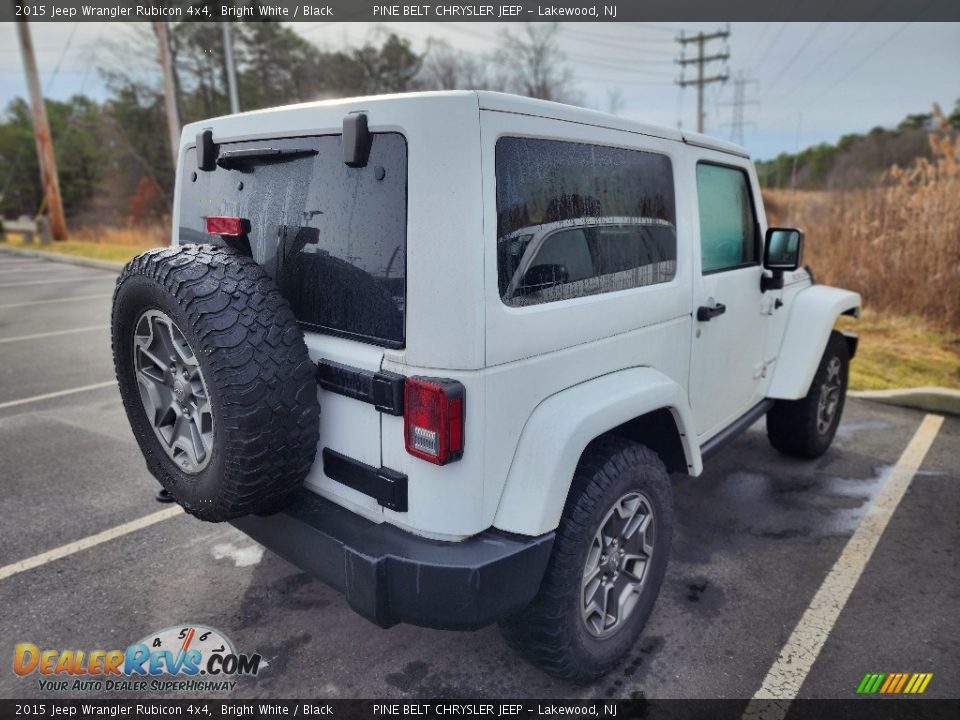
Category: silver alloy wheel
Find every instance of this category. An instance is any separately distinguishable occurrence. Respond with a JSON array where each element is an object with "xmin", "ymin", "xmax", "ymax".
[
  {"xmin": 816, "ymin": 356, "xmax": 843, "ymax": 435},
  {"xmin": 581, "ymin": 491, "xmax": 656, "ymax": 638},
  {"xmin": 133, "ymin": 309, "xmax": 214, "ymax": 474}
]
